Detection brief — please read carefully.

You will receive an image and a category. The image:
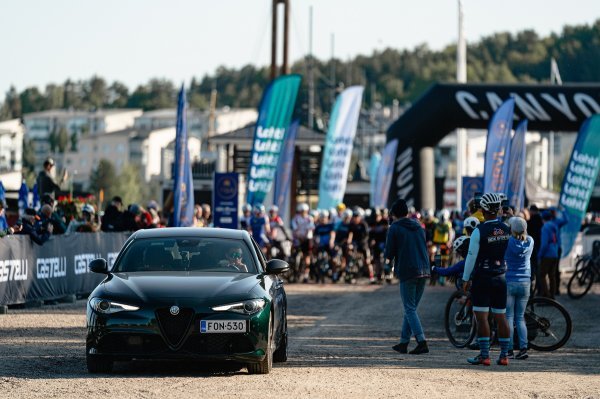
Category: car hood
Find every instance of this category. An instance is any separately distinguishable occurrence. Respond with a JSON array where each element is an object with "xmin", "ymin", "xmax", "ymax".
[{"xmin": 103, "ymin": 272, "xmax": 261, "ymax": 302}]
